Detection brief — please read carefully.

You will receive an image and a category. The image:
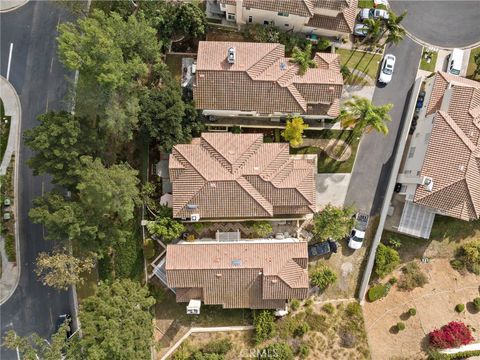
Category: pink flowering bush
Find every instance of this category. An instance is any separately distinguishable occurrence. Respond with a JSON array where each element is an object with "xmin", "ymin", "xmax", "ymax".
[{"xmin": 429, "ymin": 321, "xmax": 474, "ymax": 349}]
